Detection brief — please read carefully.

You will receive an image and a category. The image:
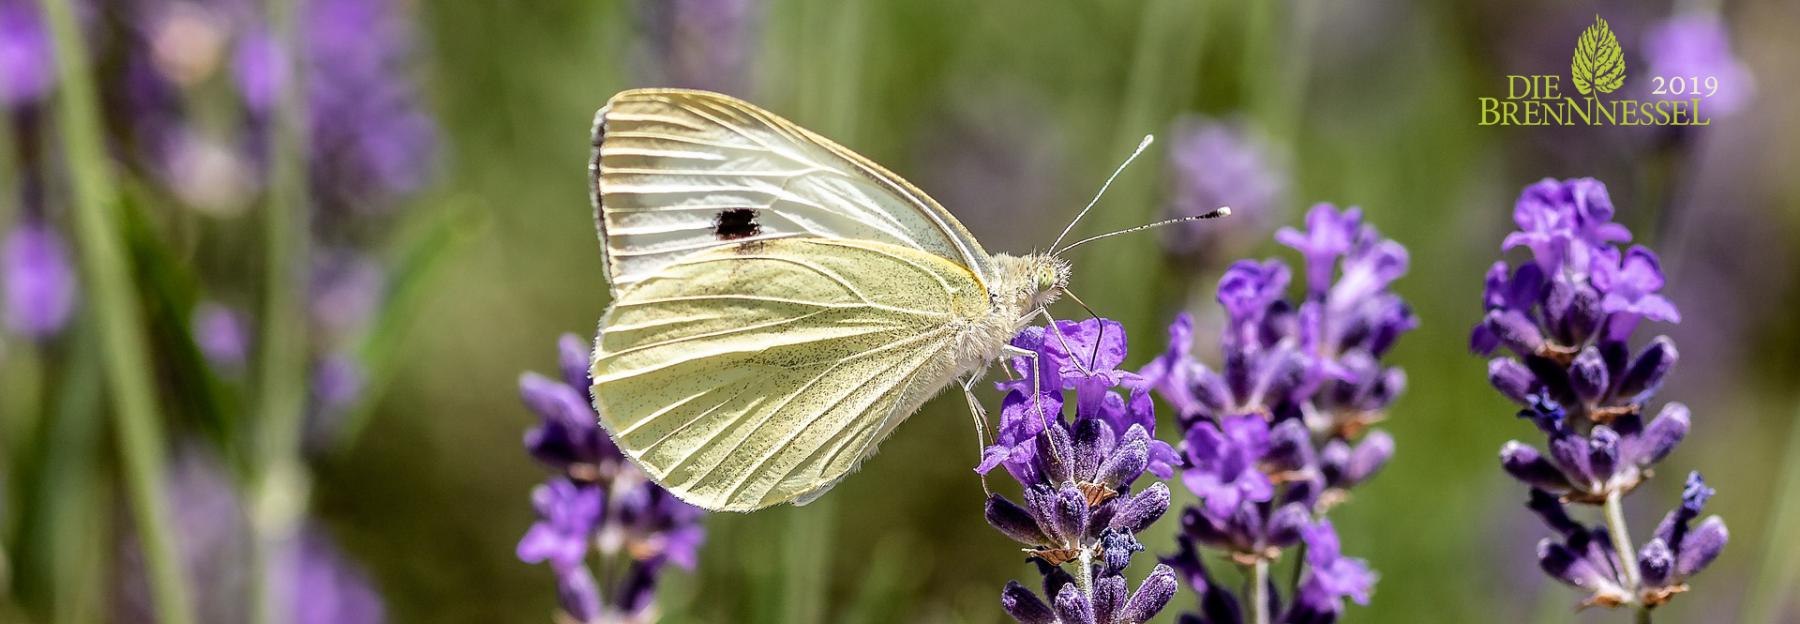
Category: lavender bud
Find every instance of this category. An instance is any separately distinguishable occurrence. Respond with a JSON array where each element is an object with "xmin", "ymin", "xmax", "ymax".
[
  {"xmin": 1119, "ymin": 564, "xmax": 1179, "ymax": 623},
  {"xmin": 1631, "ymin": 403, "xmax": 1689, "ymax": 467},
  {"xmin": 986, "ymin": 495, "xmax": 1051, "ymax": 546},
  {"xmin": 1500, "ymin": 442, "xmax": 1573, "ymax": 492},
  {"xmin": 1096, "ymin": 439, "xmax": 1150, "ymax": 489},
  {"xmin": 1537, "ymin": 539, "xmax": 1619, "ymax": 595},
  {"xmin": 1092, "ymin": 575, "xmax": 1127, "ymax": 624},
  {"xmin": 1638, "ymin": 538, "xmax": 1674, "ymax": 587},
  {"xmin": 1073, "ymin": 419, "xmax": 1109, "ymax": 482},
  {"xmin": 1526, "ymin": 489, "xmax": 1582, "ymax": 537},
  {"xmin": 1266, "ymin": 502, "xmax": 1310, "ymax": 548},
  {"xmin": 1569, "ymin": 347, "xmax": 1610, "ymax": 405},
  {"xmin": 1053, "ymin": 582, "xmax": 1097, "ymax": 624},
  {"xmin": 556, "ymin": 565, "xmax": 603, "ymax": 622},
  {"xmin": 1053, "ymin": 486, "xmax": 1089, "ymax": 545},
  {"xmin": 1265, "ymin": 419, "xmax": 1315, "ymax": 474},
  {"xmin": 1586, "ymin": 426, "xmax": 1621, "ymax": 485},
  {"xmin": 1098, "ymin": 530, "xmax": 1143, "ymax": 577},
  {"xmin": 1675, "ymin": 516, "xmax": 1728, "ymax": 578},
  {"xmin": 1487, "ymin": 358, "xmax": 1538, "ymax": 405},
  {"xmin": 1110, "ymin": 482, "xmax": 1171, "ymax": 534},
  {"xmin": 1616, "ymin": 336, "xmax": 1677, "ymax": 403},
  {"xmin": 1546, "ymin": 434, "xmax": 1594, "ymax": 487},
  {"xmin": 1001, "ymin": 581, "xmax": 1056, "ymax": 624},
  {"xmin": 1319, "ymin": 439, "xmax": 1350, "ymax": 485},
  {"xmin": 1345, "ymin": 431, "xmax": 1394, "ymax": 485}
]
